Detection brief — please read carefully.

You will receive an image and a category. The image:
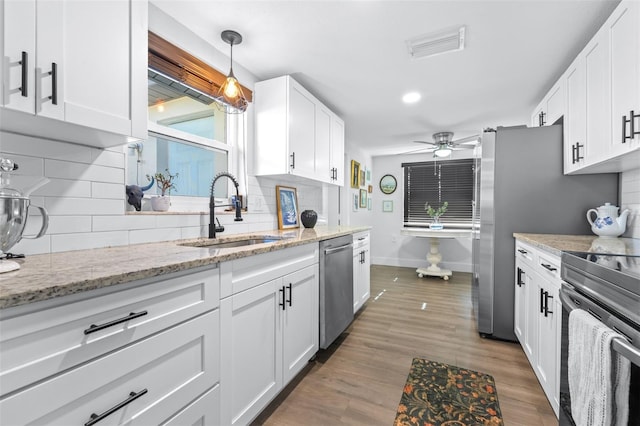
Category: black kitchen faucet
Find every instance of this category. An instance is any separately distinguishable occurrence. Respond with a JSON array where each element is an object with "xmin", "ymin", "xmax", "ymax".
[{"xmin": 209, "ymin": 172, "xmax": 243, "ymax": 238}]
